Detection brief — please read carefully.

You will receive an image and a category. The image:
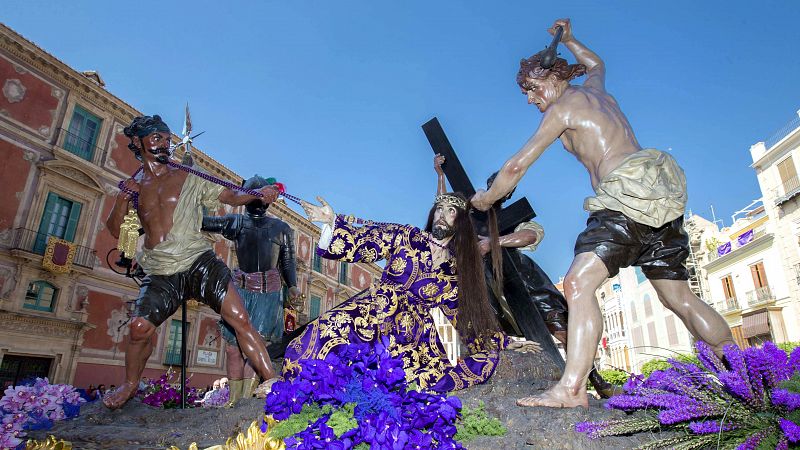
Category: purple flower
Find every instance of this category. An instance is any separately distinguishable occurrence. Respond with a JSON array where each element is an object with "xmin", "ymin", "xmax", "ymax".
[
  {"xmin": 688, "ymin": 420, "xmax": 736, "ymax": 434},
  {"xmin": 772, "ymin": 389, "xmax": 800, "ymax": 411},
  {"xmin": 736, "ymin": 430, "xmax": 768, "ymax": 450},
  {"xmin": 575, "ymin": 421, "xmax": 610, "ymax": 439},
  {"xmin": 779, "ymin": 418, "xmax": 800, "ymax": 443},
  {"xmin": 696, "ymin": 341, "xmax": 726, "ymax": 375}
]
